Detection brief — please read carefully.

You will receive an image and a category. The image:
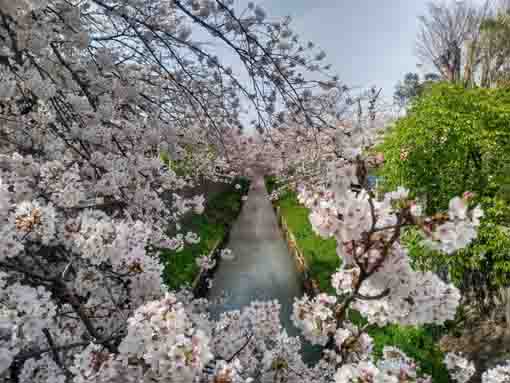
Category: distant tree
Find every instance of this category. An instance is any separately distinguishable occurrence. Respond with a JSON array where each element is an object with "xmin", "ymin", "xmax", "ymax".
[
  {"xmin": 424, "ymin": 72, "xmax": 442, "ymax": 82},
  {"xmin": 479, "ymin": 3, "xmax": 510, "ymax": 87},
  {"xmin": 394, "ymin": 73, "xmax": 420, "ymax": 108},
  {"xmin": 416, "ymin": 0, "xmax": 490, "ymax": 85},
  {"xmin": 393, "ymin": 72, "xmax": 440, "ymax": 109}
]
